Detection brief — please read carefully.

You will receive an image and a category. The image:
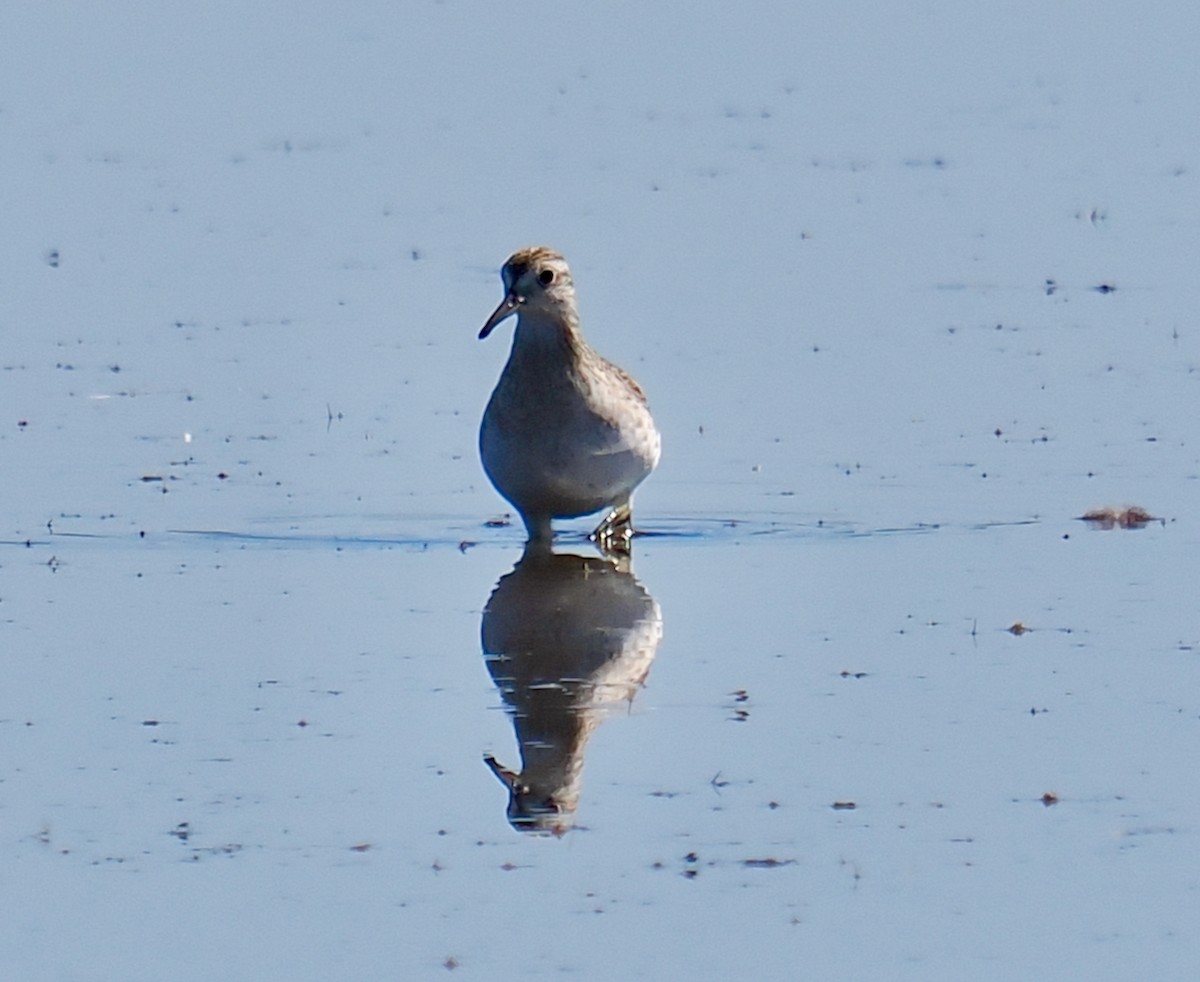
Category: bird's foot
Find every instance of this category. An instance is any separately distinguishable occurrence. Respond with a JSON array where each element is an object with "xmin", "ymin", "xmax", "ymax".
[{"xmin": 590, "ymin": 502, "xmax": 634, "ymax": 557}]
